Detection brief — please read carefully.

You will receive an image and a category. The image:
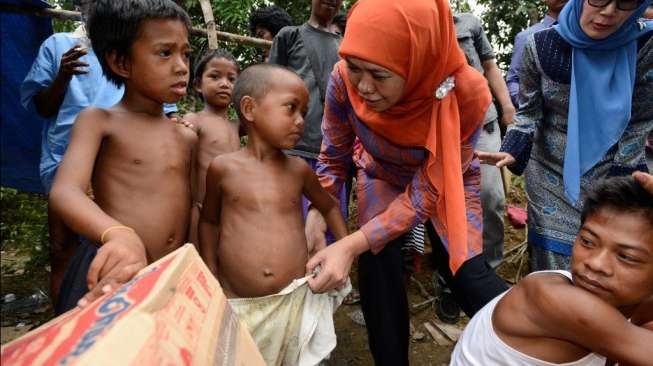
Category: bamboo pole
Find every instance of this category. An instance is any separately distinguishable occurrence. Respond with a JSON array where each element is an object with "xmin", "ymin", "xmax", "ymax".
[
  {"xmin": 198, "ymin": 0, "xmax": 218, "ymax": 49},
  {"xmin": 0, "ymin": 4, "xmax": 272, "ymax": 49}
]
